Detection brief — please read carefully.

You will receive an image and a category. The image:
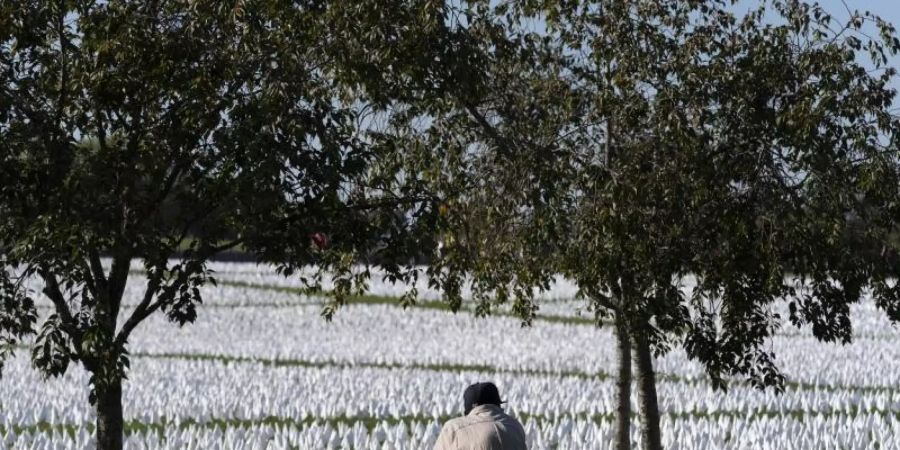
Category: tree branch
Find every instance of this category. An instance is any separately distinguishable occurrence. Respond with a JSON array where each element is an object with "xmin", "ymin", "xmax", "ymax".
[
  {"xmin": 199, "ymin": 239, "xmax": 244, "ymax": 258},
  {"xmin": 55, "ymin": 0, "xmax": 68, "ymax": 132},
  {"xmin": 346, "ymin": 195, "xmax": 436, "ymax": 211},
  {"xmin": 39, "ymin": 270, "xmax": 80, "ymax": 340},
  {"xmin": 107, "ymin": 251, "xmax": 133, "ymax": 321},
  {"xmin": 461, "ymin": 100, "xmax": 516, "ymax": 157},
  {"xmin": 88, "ymin": 249, "xmax": 108, "ymax": 294},
  {"xmin": 115, "ymin": 235, "xmax": 240, "ymax": 347},
  {"xmin": 75, "ymin": 257, "xmax": 98, "ymax": 299},
  {"xmin": 114, "ymin": 273, "xmax": 162, "ymax": 347},
  {"xmin": 165, "ymin": 201, "xmax": 220, "ymax": 254},
  {"xmin": 131, "ymin": 161, "xmax": 186, "ymax": 235},
  {"xmin": 593, "ymin": 294, "xmax": 621, "ymax": 313}
]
